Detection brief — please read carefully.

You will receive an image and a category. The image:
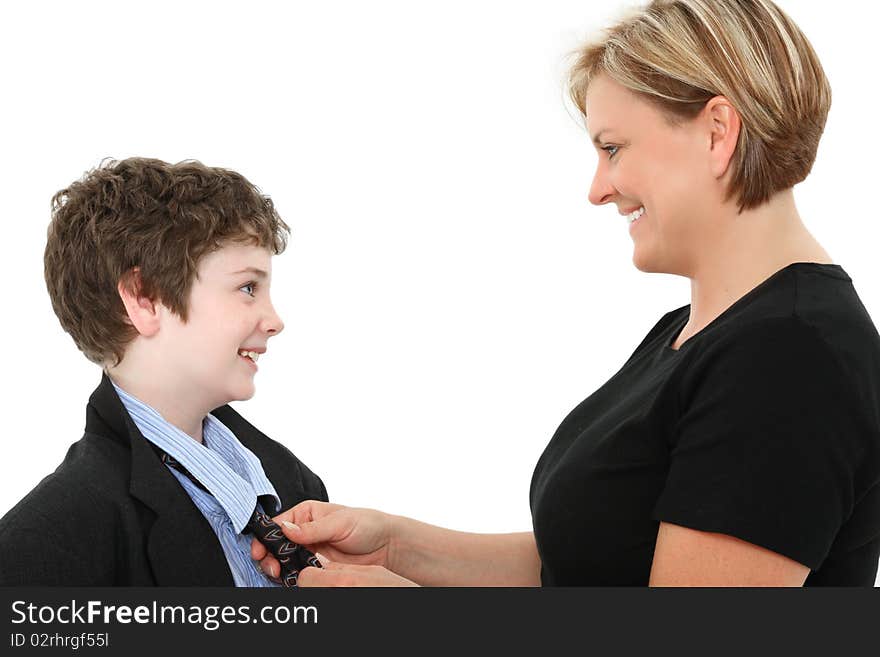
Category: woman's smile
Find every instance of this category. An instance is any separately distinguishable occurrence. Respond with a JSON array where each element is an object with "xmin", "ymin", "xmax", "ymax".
[{"xmin": 629, "ymin": 208, "xmax": 646, "ymax": 234}]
